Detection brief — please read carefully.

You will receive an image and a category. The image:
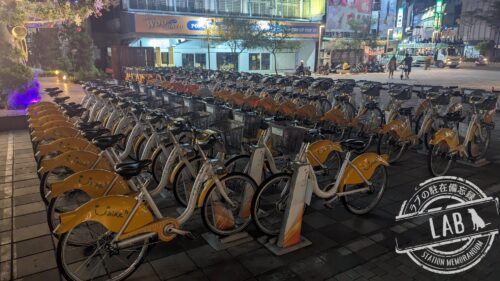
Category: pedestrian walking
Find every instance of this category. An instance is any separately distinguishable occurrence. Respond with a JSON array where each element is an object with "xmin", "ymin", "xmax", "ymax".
[
  {"xmin": 401, "ymin": 54, "xmax": 413, "ymax": 79},
  {"xmin": 388, "ymin": 55, "xmax": 397, "ymax": 79}
]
